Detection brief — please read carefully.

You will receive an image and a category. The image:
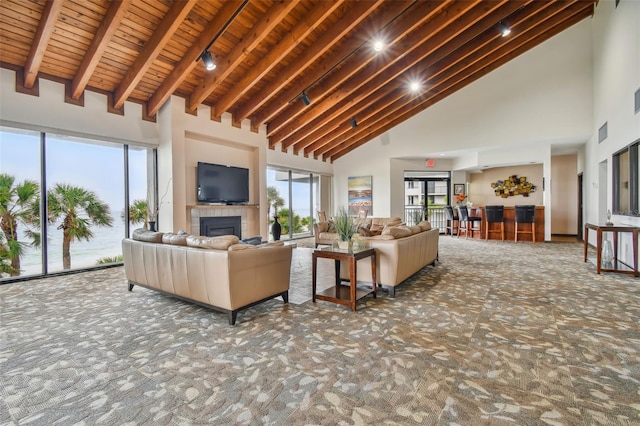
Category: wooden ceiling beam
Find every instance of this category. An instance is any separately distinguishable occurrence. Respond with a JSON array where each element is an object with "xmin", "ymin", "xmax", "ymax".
[
  {"xmin": 310, "ymin": 1, "xmax": 559, "ymax": 158},
  {"xmin": 146, "ymin": 1, "xmax": 246, "ymax": 117},
  {"xmin": 287, "ymin": 0, "xmax": 529, "ymax": 154},
  {"xmin": 257, "ymin": 1, "xmax": 414, "ymax": 135},
  {"xmin": 23, "ymin": 0, "xmax": 64, "ymax": 88},
  {"xmin": 267, "ymin": 0, "xmax": 446, "ymax": 143},
  {"xmin": 187, "ymin": 0, "xmax": 297, "ymax": 112},
  {"xmin": 235, "ymin": 1, "xmax": 385, "ymax": 129},
  {"xmin": 327, "ymin": 4, "xmax": 593, "ymax": 161},
  {"xmin": 212, "ymin": 0, "xmax": 343, "ymax": 123},
  {"xmin": 325, "ymin": 4, "xmax": 586, "ymax": 161},
  {"xmin": 113, "ymin": 0, "xmax": 196, "ymax": 109},
  {"xmin": 70, "ymin": 0, "xmax": 131, "ymax": 100}
]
